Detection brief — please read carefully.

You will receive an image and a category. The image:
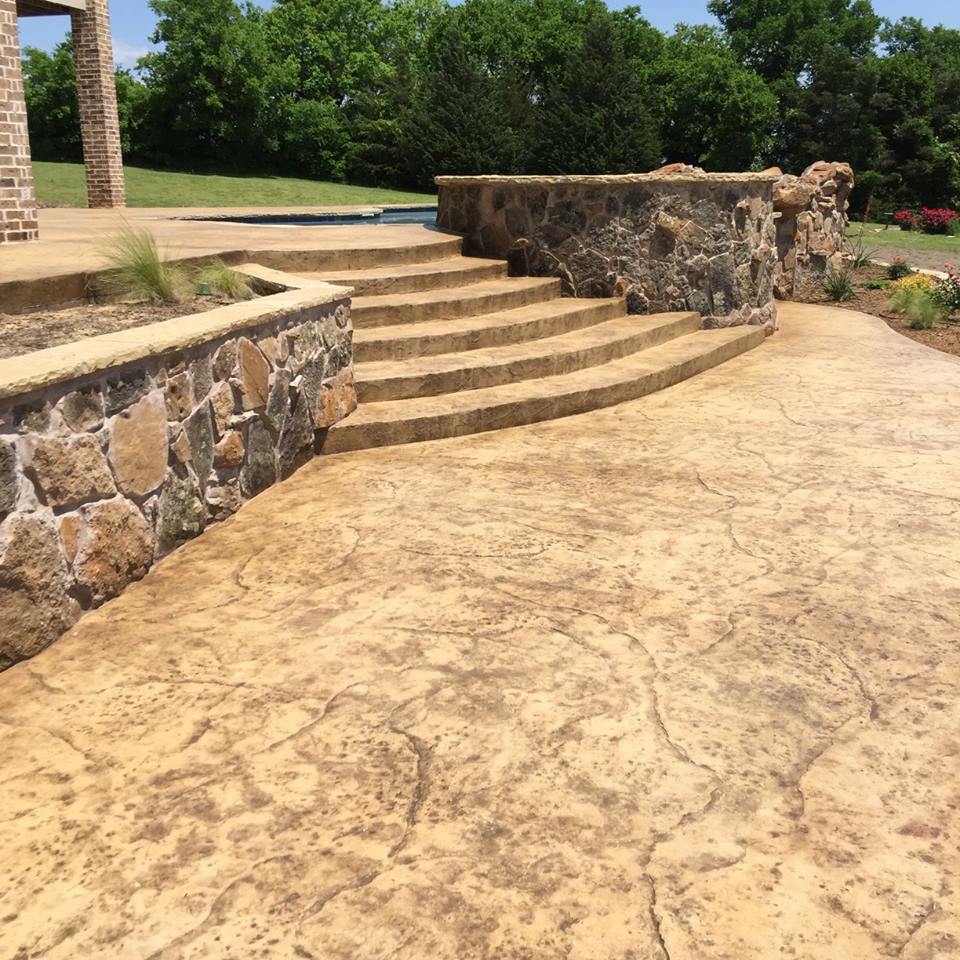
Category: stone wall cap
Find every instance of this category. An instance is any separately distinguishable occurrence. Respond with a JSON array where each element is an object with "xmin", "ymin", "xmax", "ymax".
[
  {"xmin": 0, "ymin": 272, "xmax": 351, "ymax": 403},
  {"xmin": 435, "ymin": 172, "xmax": 782, "ymax": 187}
]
